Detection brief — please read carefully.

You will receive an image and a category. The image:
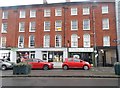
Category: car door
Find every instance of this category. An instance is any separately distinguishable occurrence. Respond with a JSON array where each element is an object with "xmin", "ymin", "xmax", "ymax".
[{"xmin": 73, "ymin": 58, "xmax": 81, "ymax": 68}]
